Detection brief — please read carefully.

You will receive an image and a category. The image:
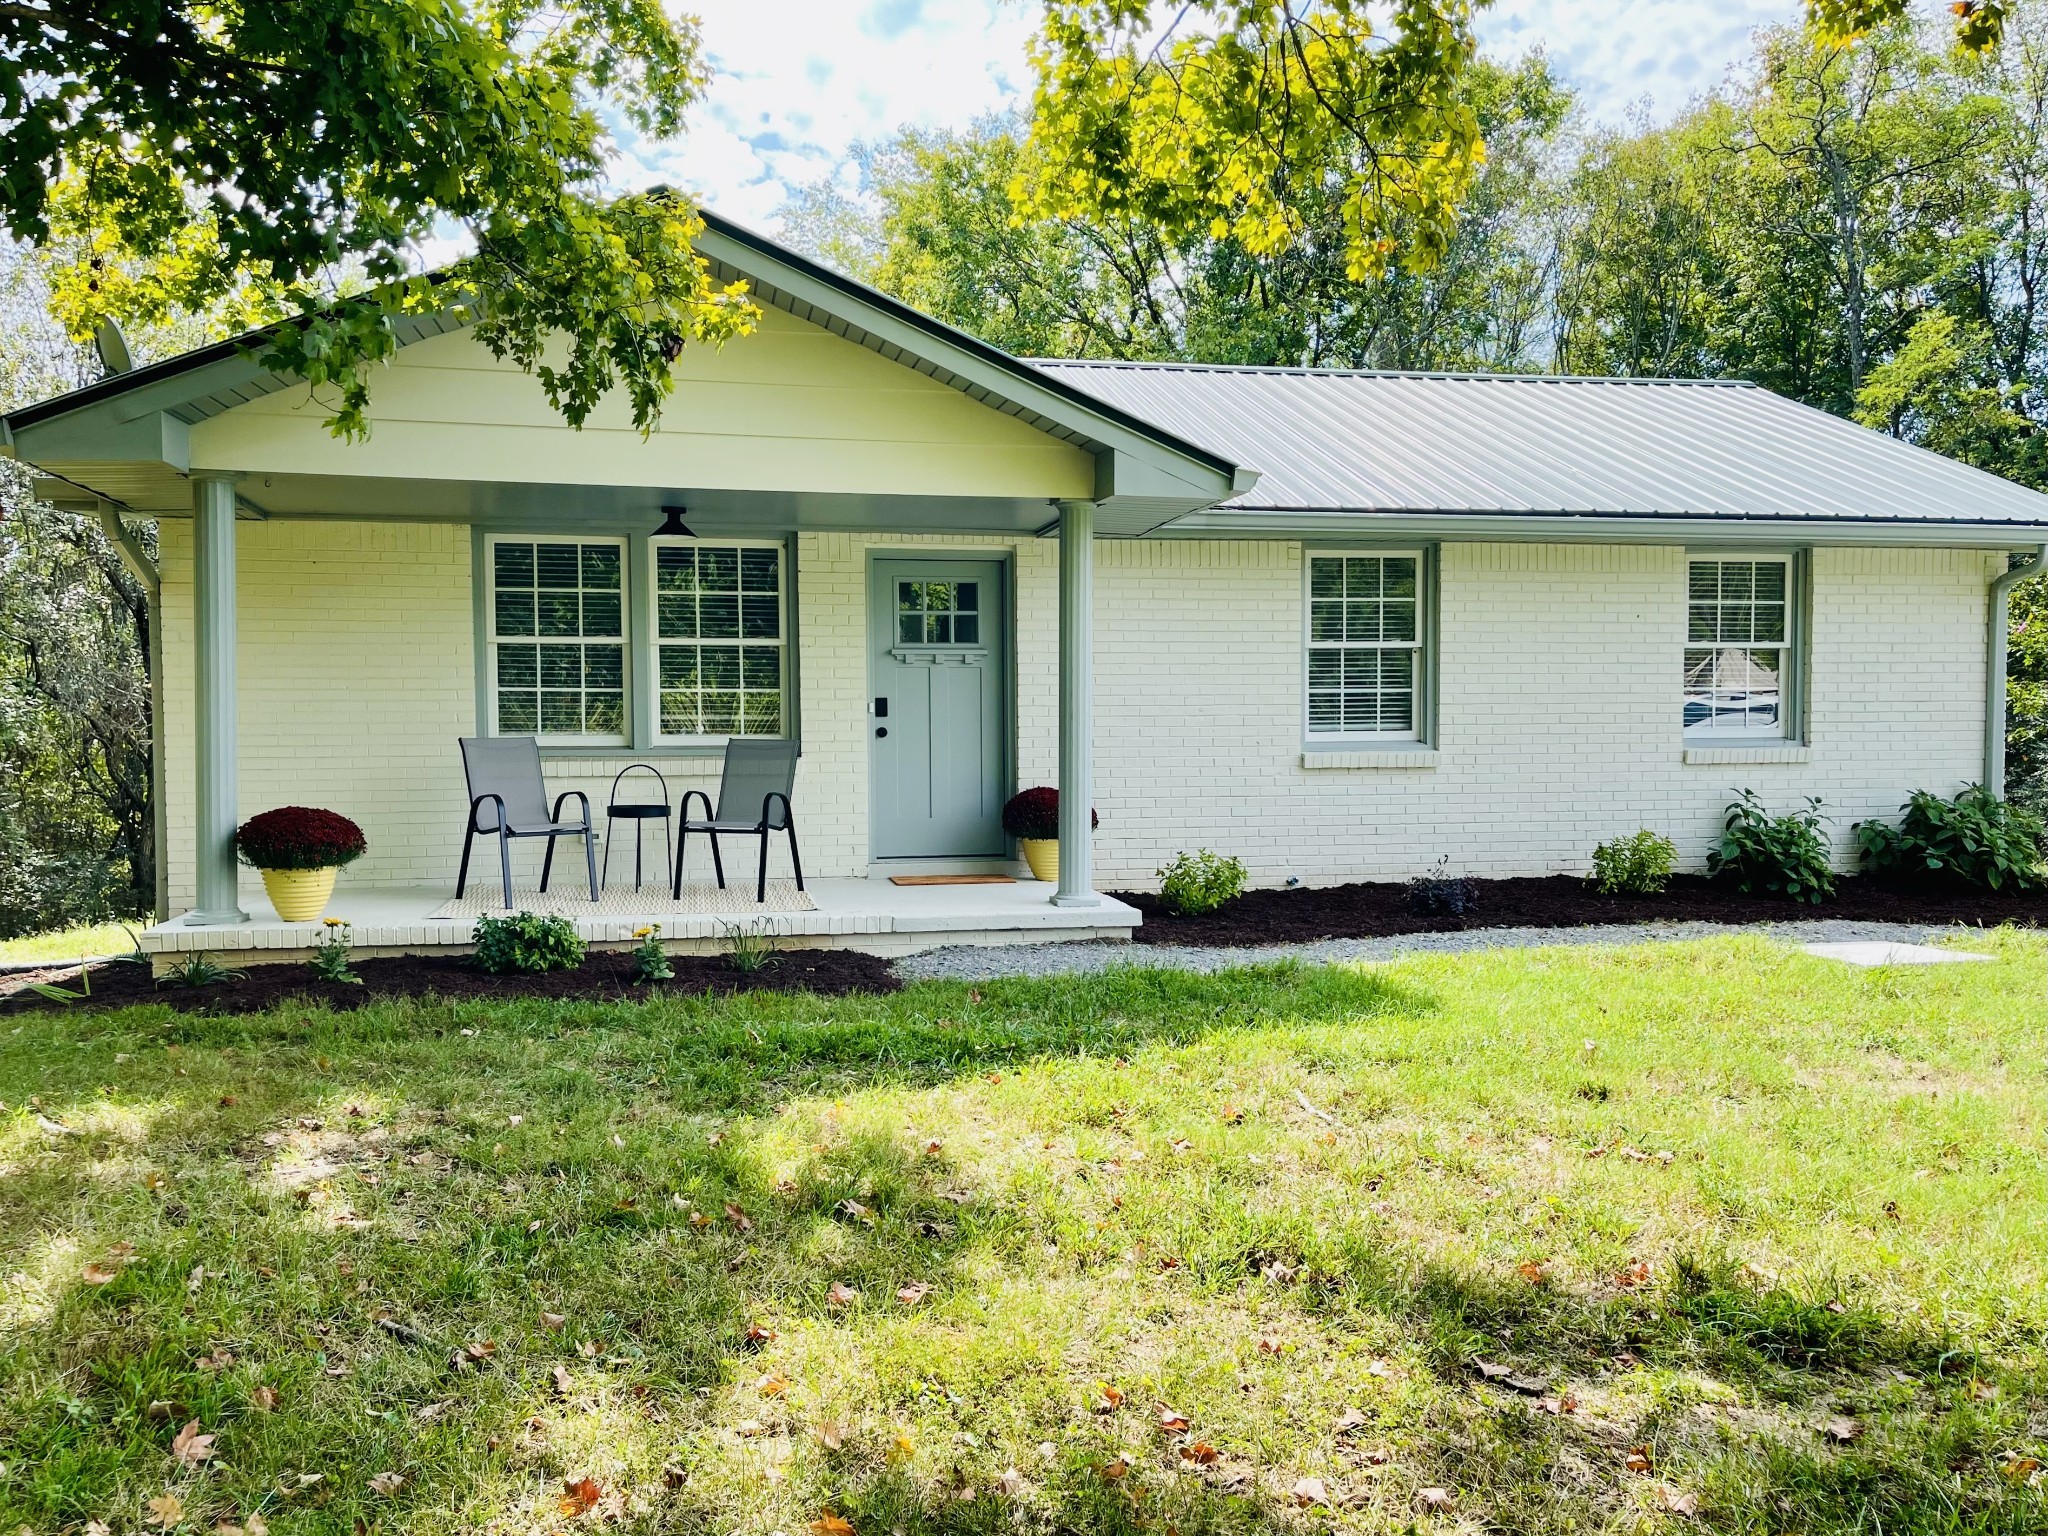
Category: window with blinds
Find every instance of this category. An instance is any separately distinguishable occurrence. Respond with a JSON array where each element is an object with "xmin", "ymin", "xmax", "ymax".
[
  {"xmin": 1684, "ymin": 557, "xmax": 1793, "ymax": 739},
  {"xmin": 1305, "ymin": 552, "xmax": 1425, "ymax": 739},
  {"xmin": 488, "ymin": 538, "xmax": 626, "ymax": 742},
  {"xmin": 654, "ymin": 541, "xmax": 785, "ymax": 738}
]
